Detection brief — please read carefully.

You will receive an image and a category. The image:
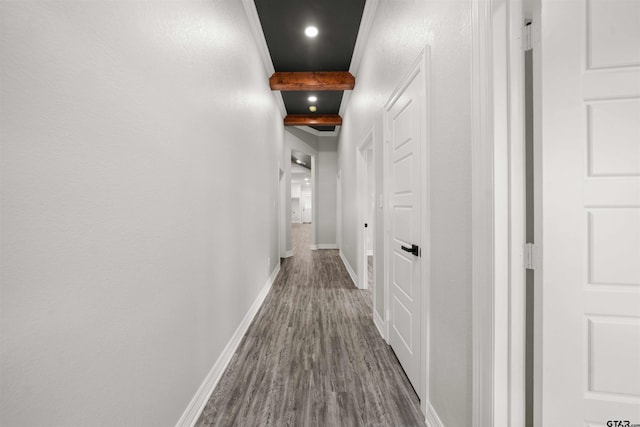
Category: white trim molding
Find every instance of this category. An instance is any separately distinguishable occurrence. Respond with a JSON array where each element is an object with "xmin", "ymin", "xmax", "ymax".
[
  {"xmin": 338, "ymin": 91, "xmax": 352, "ymax": 119},
  {"xmin": 313, "ymin": 243, "xmax": 338, "ymax": 250},
  {"xmin": 471, "ymin": 0, "xmax": 502, "ymax": 426},
  {"xmin": 472, "ymin": 0, "xmax": 525, "ymax": 425},
  {"xmin": 348, "ymin": 0, "xmax": 378, "ymax": 76},
  {"xmin": 240, "ymin": 0, "xmax": 274, "ymax": 76},
  {"xmin": 175, "ymin": 263, "xmax": 281, "ymax": 427},
  {"xmin": 425, "ymin": 402, "xmax": 445, "ymax": 427},
  {"xmin": 373, "ymin": 310, "xmax": 386, "ymax": 341},
  {"xmin": 339, "ymin": 0, "xmax": 379, "ymax": 118},
  {"xmin": 356, "ymin": 130, "xmax": 374, "ymax": 291},
  {"xmin": 339, "ymin": 250, "xmax": 358, "ymax": 288},
  {"xmin": 240, "ymin": 0, "xmax": 286, "ymax": 118},
  {"xmin": 284, "ymin": 250, "xmax": 294, "ymax": 258}
]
